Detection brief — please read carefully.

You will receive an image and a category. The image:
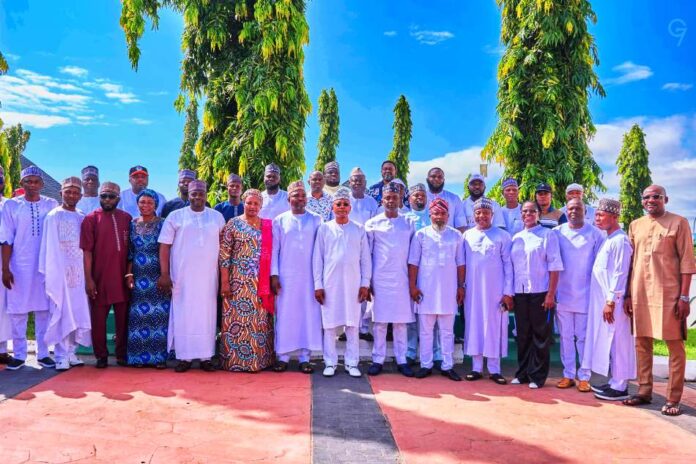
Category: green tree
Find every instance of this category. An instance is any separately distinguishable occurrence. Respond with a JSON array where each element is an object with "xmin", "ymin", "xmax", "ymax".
[
  {"xmin": 388, "ymin": 95, "xmax": 412, "ymax": 182},
  {"xmin": 0, "ymin": 51, "xmax": 11, "ymax": 196},
  {"xmin": 3, "ymin": 124, "xmax": 30, "ymax": 193},
  {"xmin": 120, "ymin": 0, "xmax": 310, "ymax": 203},
  {"xmin": 482, "ymin": 0, "xmax": 606, "ymax": 204},
  {"xmin": 314, "ymin": 88, "xmax": 339, "ymax": 172},
  {"xmin": 177, "ymin": 92, "xmax": 199, "ymax": 171},
  {"xmin": 617, "ymin": 124, "xmax": 651, "ymax": 229}
]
